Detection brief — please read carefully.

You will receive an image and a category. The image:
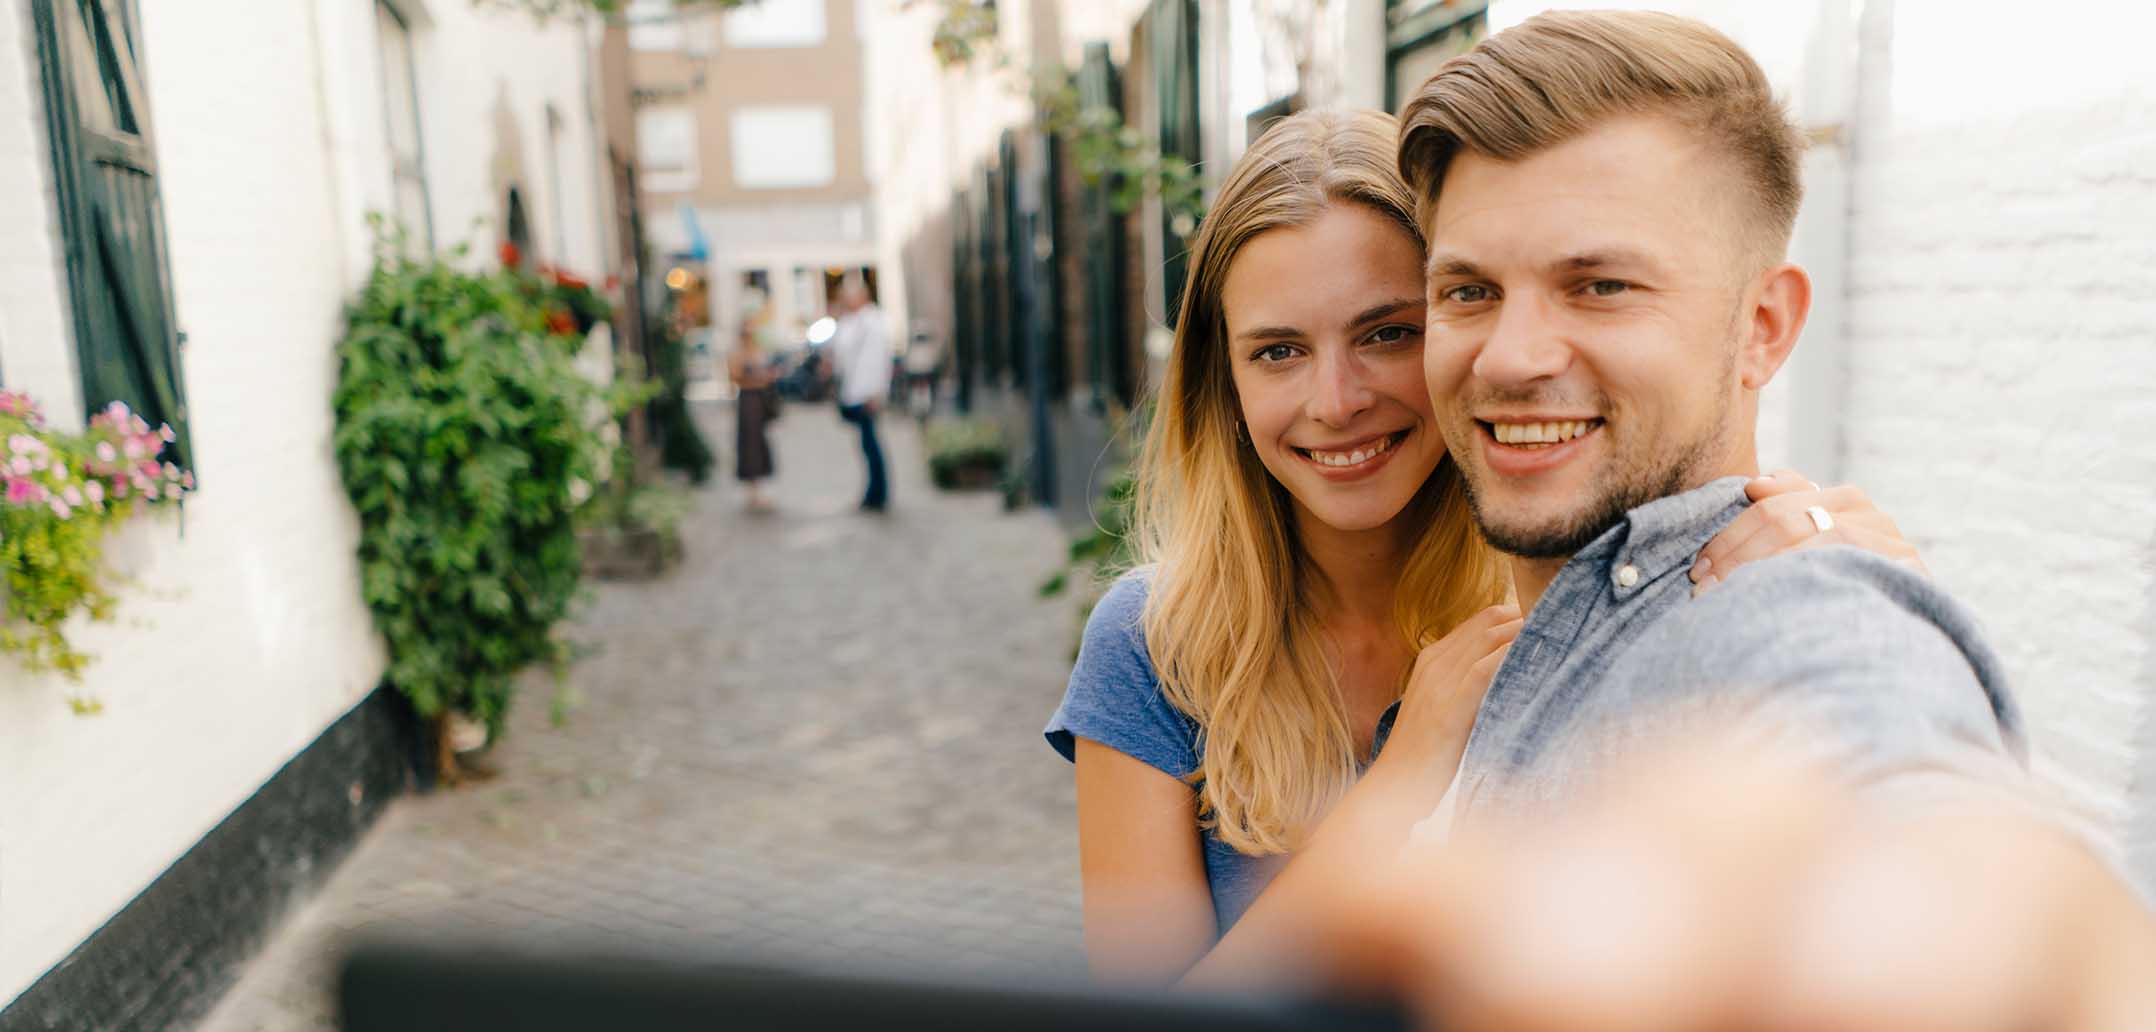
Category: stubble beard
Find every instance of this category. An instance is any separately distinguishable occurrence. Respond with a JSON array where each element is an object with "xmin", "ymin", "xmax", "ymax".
[{"xmin": 1457, "ymin": 372, "xmax": 1737, "ymax": 561}]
